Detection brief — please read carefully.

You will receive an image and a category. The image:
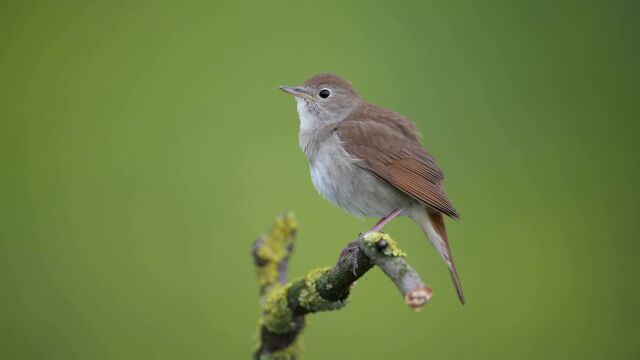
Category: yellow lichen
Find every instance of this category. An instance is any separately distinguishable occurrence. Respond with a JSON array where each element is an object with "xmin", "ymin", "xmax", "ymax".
[
  {"xmin": 297, "ymin": 267, "xmax": 347, "ymax": 312},
  {"xmin": 363, "ymin": 232, "xmax": 407, "ymax": 257},
  {"xmin": 262, "ymin": 283, "xmax": 295, "ymax": 334},
  {"xmin": 255, "ymin": 262, "xmax": 279, "ymax": 293},
  {"xmin": 255, "ymin": 212, "xmax": 298, "ymax": 292}
]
